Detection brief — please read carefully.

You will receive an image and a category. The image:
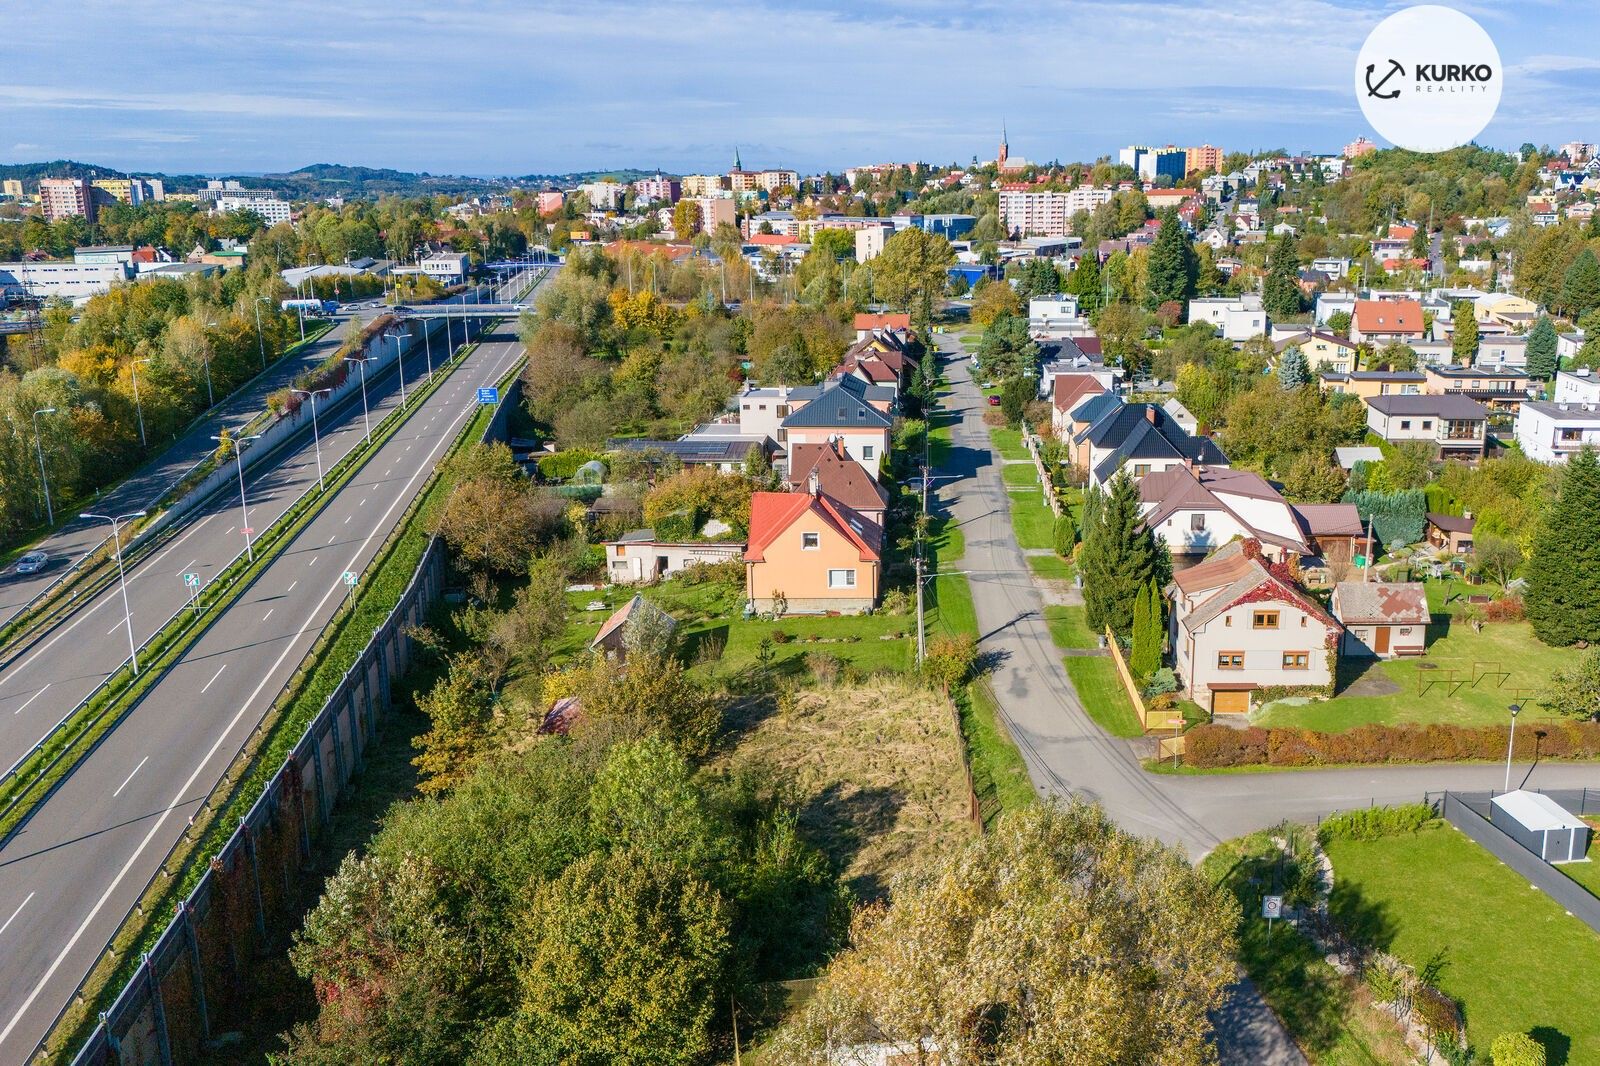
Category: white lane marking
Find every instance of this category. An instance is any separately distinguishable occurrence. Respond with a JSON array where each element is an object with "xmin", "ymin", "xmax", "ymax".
[
  {"xmin": 327, "ymin": 535, "xmax": 335, "ymax": 544},
  {"xmin": 112, "ymin": 757, "xmax": 149, "ymax": 798},
  {"xmin": 308, "ymin": 556, "xmax": 317, "ymax": 566},
  {"xmin": 0, "ymin": 894, "xmax": 34, "ymax": 939},
  {"xmin": 225, "ymin": 526, "xmax": 234, "ymax": 536},
  {"xmin": 200, "ymin": 664, "xmax": 227, "ymax": 693},
  {"xmin": 262, "ymin": 609, "xmax": 273, "ymax": 622},
  {"xmin": 106, "ymin": 621, "xmax": 122, "ymax": 636},
  {"xmin": 359, "ymin": 499, "xmax": 366, "ymax": 507},
  {"xmin": 174, "ymin": 559, "xmax": 197, "ymax": 578},
  {"xmin": 0, "ymin": 338, "xmax": 527, "ymax": 1050},
  {"xmin": 344, "ymin": 515, "xmax": 351, "ymax": 524},
  {"xmin": 288, "ymin": 581, "xmax": 297, "ymax": 592},
  {"xmin": 13, "ymin": 684, "xmax": 50, "ymax": 716}
]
